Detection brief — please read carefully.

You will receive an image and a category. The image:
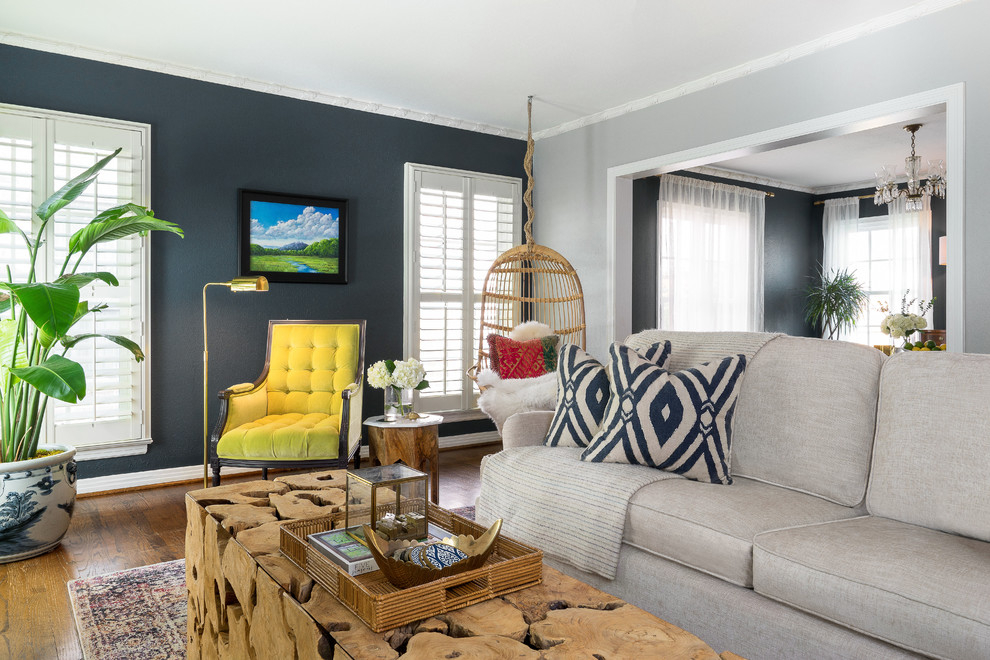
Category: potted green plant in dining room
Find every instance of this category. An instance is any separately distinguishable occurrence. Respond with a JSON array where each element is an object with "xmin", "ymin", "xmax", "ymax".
[
  {"xmin": 804, "ymin": 265, "xmax": 869, "ymax": 340},
  {"xmin": 0, "ymin": 149, "xmax": 182, "ymax": 562}
]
